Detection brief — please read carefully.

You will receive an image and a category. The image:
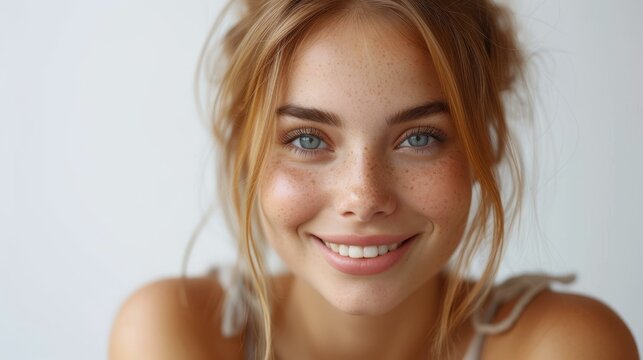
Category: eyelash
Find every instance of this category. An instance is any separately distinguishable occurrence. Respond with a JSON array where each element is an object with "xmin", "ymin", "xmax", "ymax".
[
  {"xmin": 280, "ymin": 126, "xmax": 447, "ymax": 157},
  {"xmin": 397, "ymin": 126, "xmax": 447, "ymax": 153},
  {"xmin": 279, "ymin": 128, "xmax": 328, "ymax": 158}
]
